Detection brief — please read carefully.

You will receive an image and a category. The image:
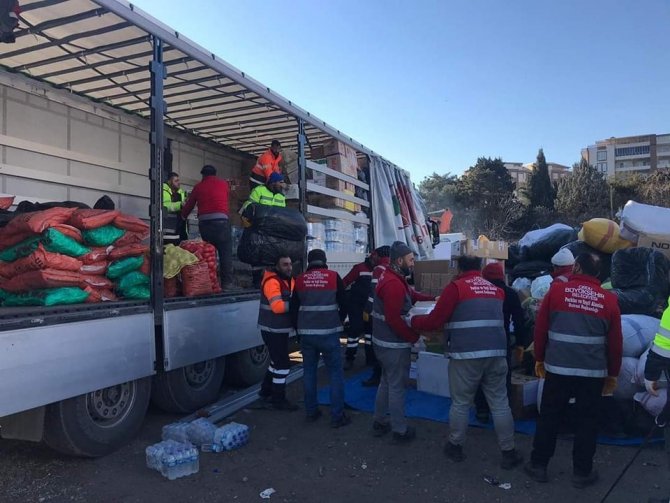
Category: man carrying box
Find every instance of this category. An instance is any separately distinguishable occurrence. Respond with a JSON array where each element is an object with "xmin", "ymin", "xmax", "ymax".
[{"xmin": 411, "ymin": 255, "xmax": 523, "ymax": 469}]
